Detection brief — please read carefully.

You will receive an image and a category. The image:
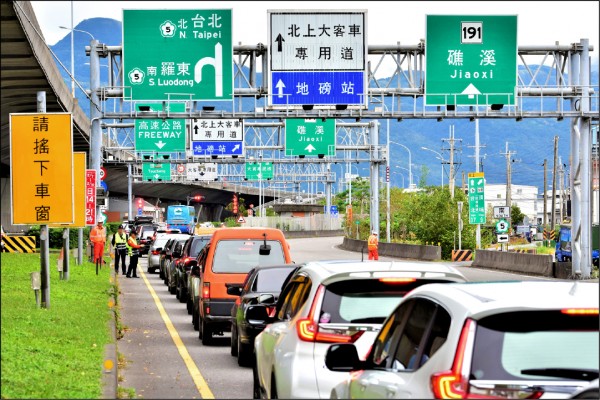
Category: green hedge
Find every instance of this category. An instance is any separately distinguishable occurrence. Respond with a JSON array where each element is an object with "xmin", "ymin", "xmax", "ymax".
[{"xmin": 25, "ymin": 223, "xmax": 122, "ymax": 249}]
